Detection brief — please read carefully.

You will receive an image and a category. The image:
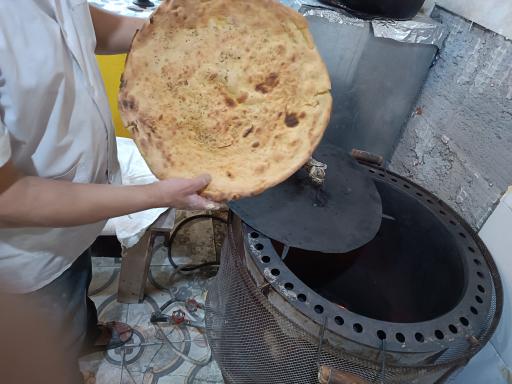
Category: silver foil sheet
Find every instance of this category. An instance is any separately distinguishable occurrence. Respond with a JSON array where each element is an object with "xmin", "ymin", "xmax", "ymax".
[
  {"xmin": 281, "ymin": 0, "xmax": 447, "ymax": 48},
  {"xmin": 372, "ymin": 16, "xmax": 447, "ymax": 47},
  {"xmin": 301, "ymin": 8, "xmax": 366, "ymax": 28}
]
